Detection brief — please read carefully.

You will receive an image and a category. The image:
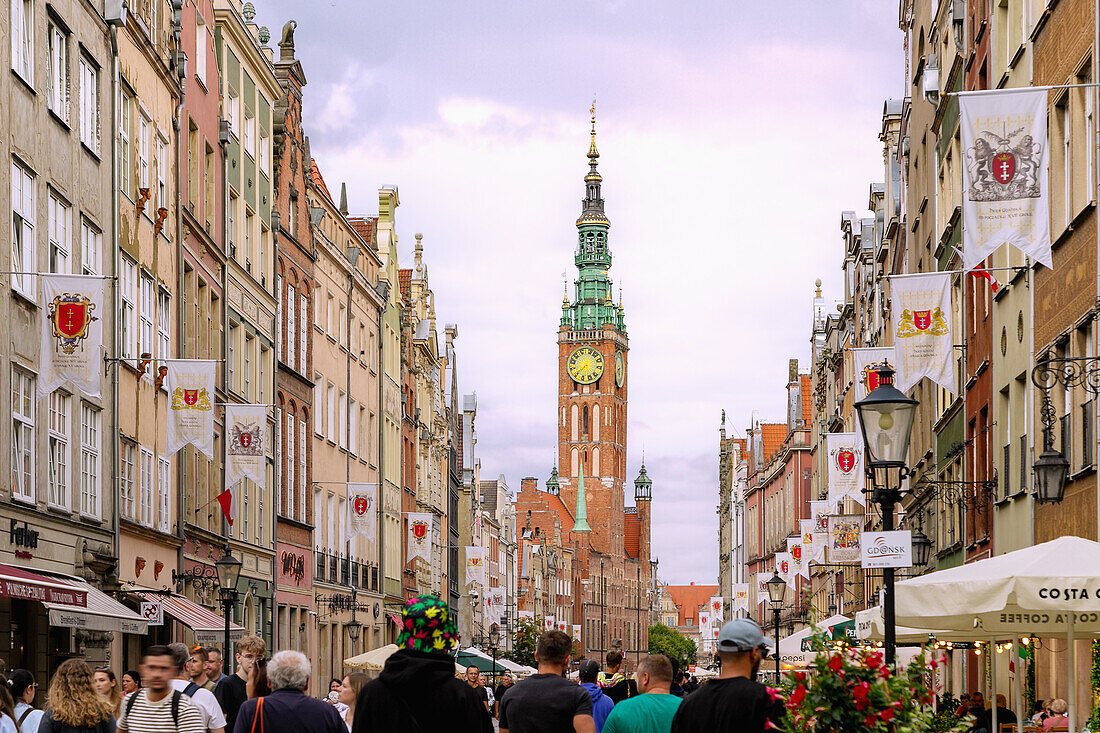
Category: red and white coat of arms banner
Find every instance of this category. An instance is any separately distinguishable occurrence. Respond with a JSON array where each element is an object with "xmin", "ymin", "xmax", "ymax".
[
  {"xmin": 464, "ymin": 546, "xmax": 486, "ymax": 587},
  {"xmin": 826, "ymin": 433, "xmax": 866, "ymax": 507},
  {"xmin": 890, "ymin": 272, "xmax": 956, "ymax": 395},
  {"xmin": 165, "ymin": 360, "xmax": 217, "ymax": 457},
  {"xmin": 39, "ymin": 274, "xmax": 104, "ymax": 400},
  {"xmin": 960, "ymin": 88, "xmax": 1052, "ymax": 271},
  {"xmin": 407, "ymin": 512, "xmax": 433, "ymax": 563},
  {"xmin": 225, "ymin": 404, "xmax": 267, "ymax": 489},
  {"xmin": 348, "ymin": 483, "xmax": 378, "ymax": 542}
]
